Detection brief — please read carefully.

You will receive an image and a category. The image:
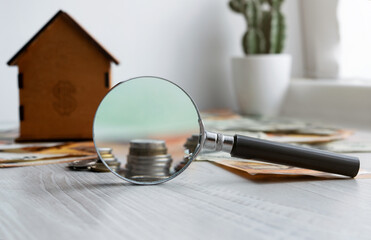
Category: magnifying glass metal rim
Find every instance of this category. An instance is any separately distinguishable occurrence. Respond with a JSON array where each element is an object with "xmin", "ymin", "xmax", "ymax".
[{"xmin": 92, "ymin": 76, "xmax": 206, "ymax": 185}]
